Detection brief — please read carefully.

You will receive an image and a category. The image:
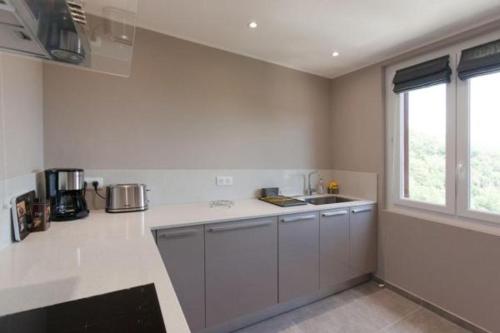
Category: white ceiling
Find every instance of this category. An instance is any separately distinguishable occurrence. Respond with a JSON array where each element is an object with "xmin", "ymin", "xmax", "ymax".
[{"xmin": 88, "ymin": 0, "xmax": 500, "ymax": 78}]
